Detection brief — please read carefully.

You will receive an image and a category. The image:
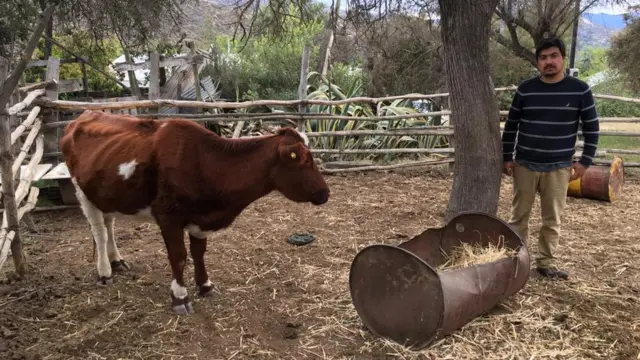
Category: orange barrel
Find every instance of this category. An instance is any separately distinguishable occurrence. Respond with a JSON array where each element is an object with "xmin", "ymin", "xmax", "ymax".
[{"xmin": 567, "ymin": 156, "xmax": 624, "ymax": 202}]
